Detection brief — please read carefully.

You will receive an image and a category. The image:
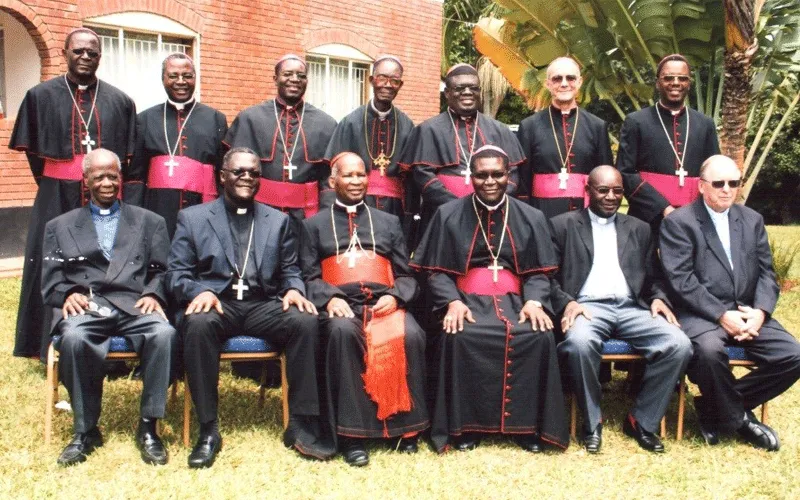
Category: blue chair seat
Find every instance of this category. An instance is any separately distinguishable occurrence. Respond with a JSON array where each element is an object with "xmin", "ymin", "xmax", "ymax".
[
  {"xmin": 50, "ymin": 335, "xmax": 135, "ymax": 354},
  {"xmin": 601, "ymin": 339, "xmax": 636, "ymax": 355},
  {"xmin": 221, "ymin": 335, "xmax": 275, "ymax": 353},
  {"xmin": 726, "ymin": 345, "xmax": 753, "ymax": 362}
]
